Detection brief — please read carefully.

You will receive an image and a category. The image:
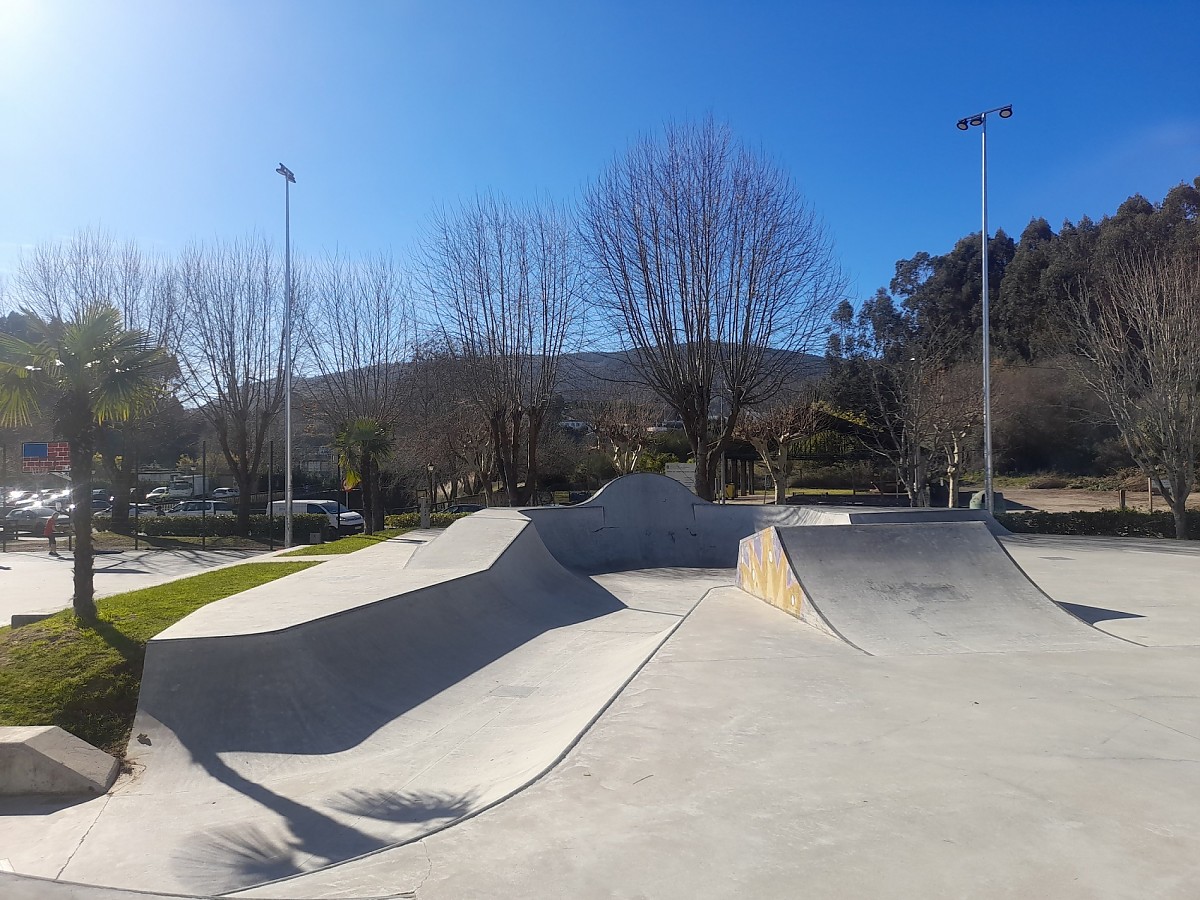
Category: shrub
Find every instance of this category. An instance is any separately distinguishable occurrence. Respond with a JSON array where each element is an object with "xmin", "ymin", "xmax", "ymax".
[
  {"xmin": 141, "ymin": 513, "xmax": 330, "ymax": 540},
  {"xmin": 997, "ymin": 508, "xmax": 1200, "ymax": 539},
  {"xmin": 384, "ymin": 512, "xmax": 474, "ymax": 529},
  {"xmin": 788, "ymin": 462, "xmax": 879, "ymax": 490},
  {"xmin": 1026, "ymin": 475, "xmax": 1070, "ymax": 489},
  {"xmin": 635, "ymin": 449, "xmax": 675, "ymax": 475}
]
